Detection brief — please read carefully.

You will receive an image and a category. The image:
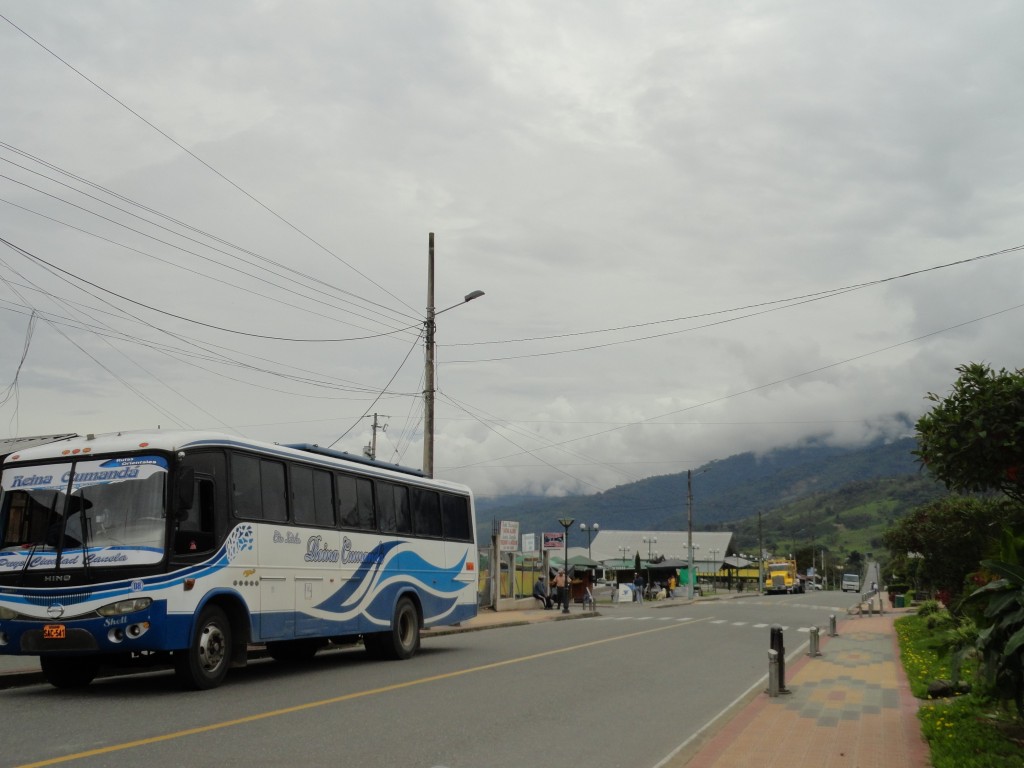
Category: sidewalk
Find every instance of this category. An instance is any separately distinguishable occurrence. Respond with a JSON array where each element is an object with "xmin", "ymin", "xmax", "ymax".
[
  {"xmin": 0, "ymin": 601, "xmax": 933, "ymax": 768},
  {"xmin": 673, "ymin": 607, "xmax": 930, "ymax": 768}
]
